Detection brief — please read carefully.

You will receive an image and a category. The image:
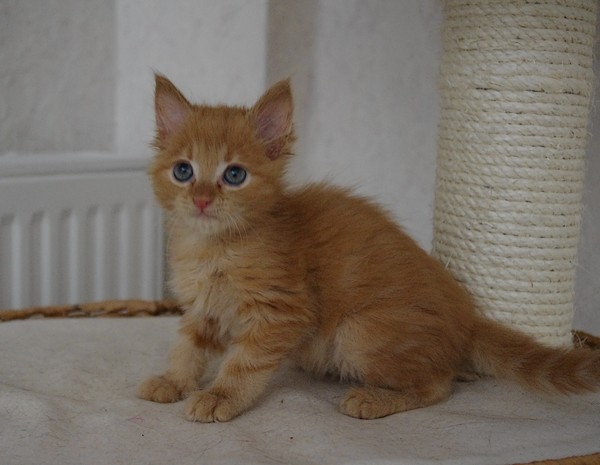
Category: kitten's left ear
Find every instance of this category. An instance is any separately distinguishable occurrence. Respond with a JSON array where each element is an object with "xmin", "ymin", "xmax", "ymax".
[{"xmin": 251, "ymin": 79, "xmax": 293, "ymax": 160}]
